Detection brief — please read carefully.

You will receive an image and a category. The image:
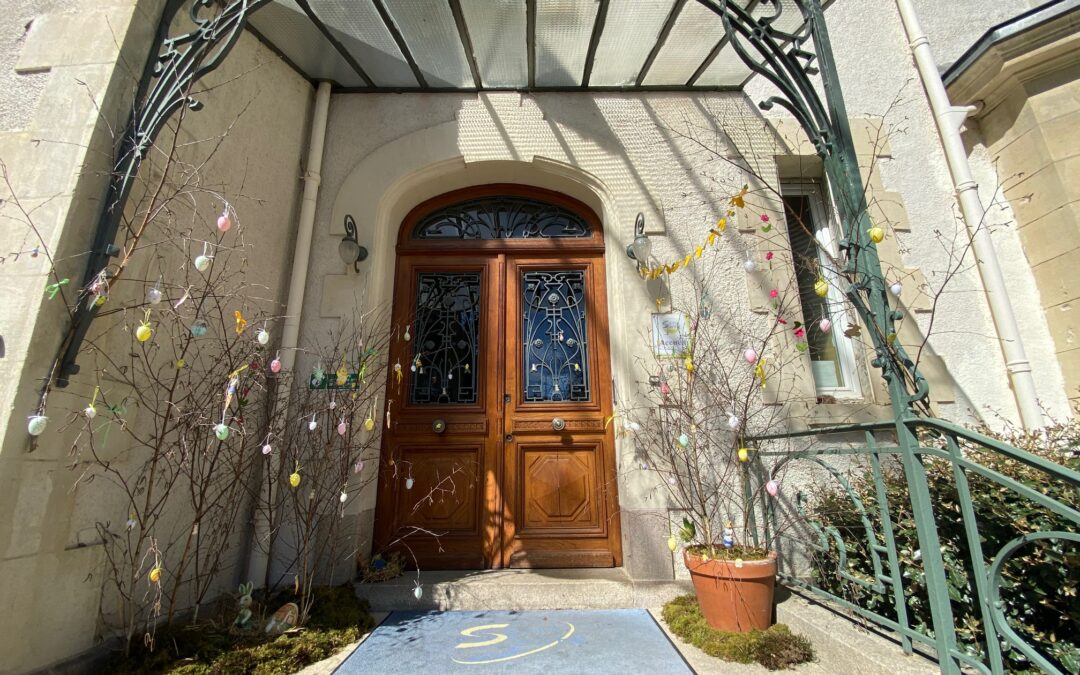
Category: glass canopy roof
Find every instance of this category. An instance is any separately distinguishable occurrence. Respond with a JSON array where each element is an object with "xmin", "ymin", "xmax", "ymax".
[{"xmin": 248, "ymin": 0, "xmax": 776, "ymax": 91}]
